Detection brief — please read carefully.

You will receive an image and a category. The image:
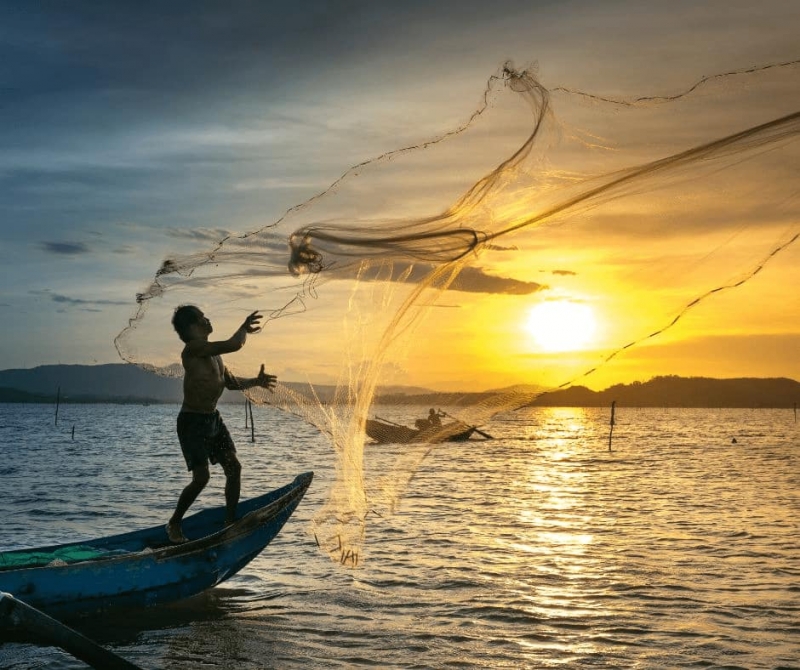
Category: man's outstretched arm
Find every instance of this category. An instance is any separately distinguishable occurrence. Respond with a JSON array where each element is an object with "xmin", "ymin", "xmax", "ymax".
[{"xmin": 225, "ymin": 364, "xmax": 277, "ymax": 392}]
